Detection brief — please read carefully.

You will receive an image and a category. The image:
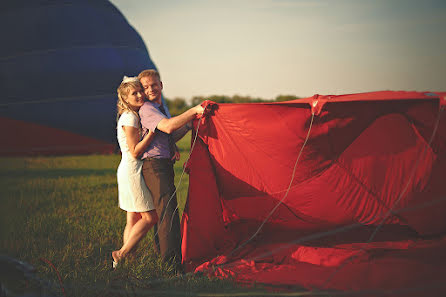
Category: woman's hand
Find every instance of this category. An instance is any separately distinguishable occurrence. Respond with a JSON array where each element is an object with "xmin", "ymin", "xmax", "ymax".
[
  {"xmin": 124, "ymin": 126, "xmax": 154, "ymax": 159},
  {"xmin": 171, "ymin": 149, "xmax": 180, "ymax": 162}
]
